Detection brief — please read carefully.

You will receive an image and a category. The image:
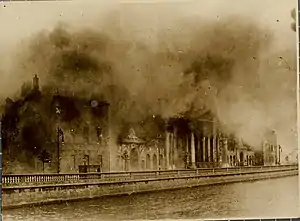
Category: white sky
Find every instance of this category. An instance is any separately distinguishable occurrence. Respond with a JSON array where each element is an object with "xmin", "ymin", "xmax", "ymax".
[{"xmin": 0, "ymin": 0, "xmax": 296, "ymax": 52}]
